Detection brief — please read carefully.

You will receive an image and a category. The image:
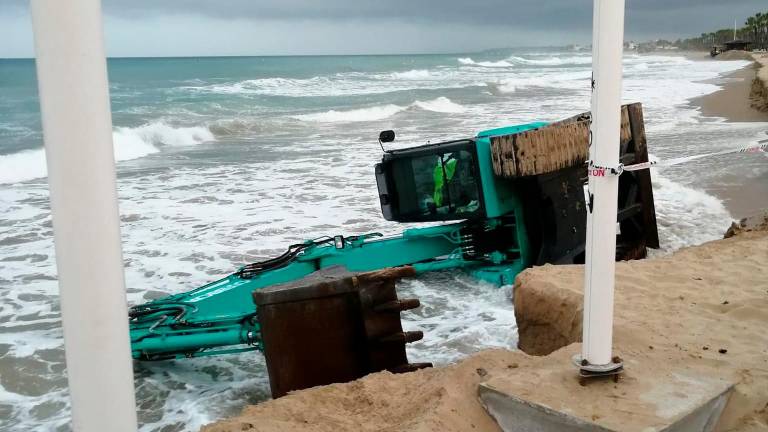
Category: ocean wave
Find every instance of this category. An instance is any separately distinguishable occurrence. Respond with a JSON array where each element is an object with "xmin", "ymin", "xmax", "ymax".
[
  {"xmin": 412, "ymin": 96, "xmax": 466, "ymax": 113},
  {"xmin": 185, "ymin": 75, "xmax": 411, "ymax": 97},
  {"xmin": 294, "ymin": 97, "xmax": 466, "ymax": 123},
  {"xmin": 0, "ymin": 149, "xmax": 49, "ymax": 185},
  {"xmin": 183, "ymin": 64, "xmax": 509, "ymax": 98},
  {"xmin": 0, "ymin": 124, "xmax": 36, "ymax": 138},
  {"xmin": 198, "ymin": 77, "xmax": 321, "ymax": 95},
  {"xmin": 458, "ymin": 57, "xmax": 514, "ymax": 68},
  {"xmin": 184, "ymin": 73, "xmax": 481, "ymax": 97},
  {"xmin": 389, "ymin": 69, "xmax": 433, "ymax": 80},
  {"xmin": 294, "ymin": 104, "xmax": 406, "ymax": 122},
  {"xmin": 651, "ymin": 171, "xmax": 733, "ymax": 251},
  {"xmin": 0, "ymin": 122, "xmax": 213, "ymax": 184},
  {"xmin": 487, "ymin": 76, "xmax": 554, "ymax": 94},
  {"xmin": 507, "ymin": 55, "xmax": 592, "ymax": 66},
  {"xmin": 115, "ymin": 122, "xmax": 214, "ymax": 148}
]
